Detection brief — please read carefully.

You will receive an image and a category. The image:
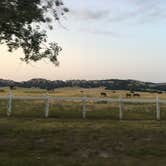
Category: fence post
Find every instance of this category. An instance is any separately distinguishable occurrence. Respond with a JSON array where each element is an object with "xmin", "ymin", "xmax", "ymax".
[
  {"xmin": 7, "ymin": 92, "xmax": 12, "ymax": 117},
  {"xmin": 45, "ymin": 93, "xmax": 49, "ymax": 118},
  {"xmin": 82, "ymin": 96, "xmax": 87, "ymax": 119},
  {"xmin": 119, "ymin": 96, "xmax": 123, "ymax": 120},
  {"xmin": 156, "ymin": 96, "xmax": 160, "ymax": 120}
]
